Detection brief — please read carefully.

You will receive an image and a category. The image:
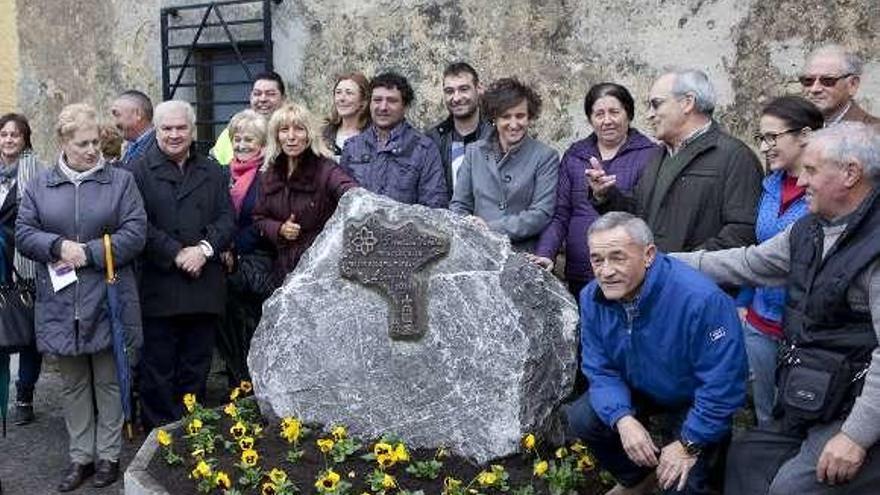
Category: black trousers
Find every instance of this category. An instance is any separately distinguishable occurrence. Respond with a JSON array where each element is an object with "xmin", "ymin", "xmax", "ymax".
[{"xmin": 139, "ymin": 314, "xmax": 217, "ymax": 430}]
